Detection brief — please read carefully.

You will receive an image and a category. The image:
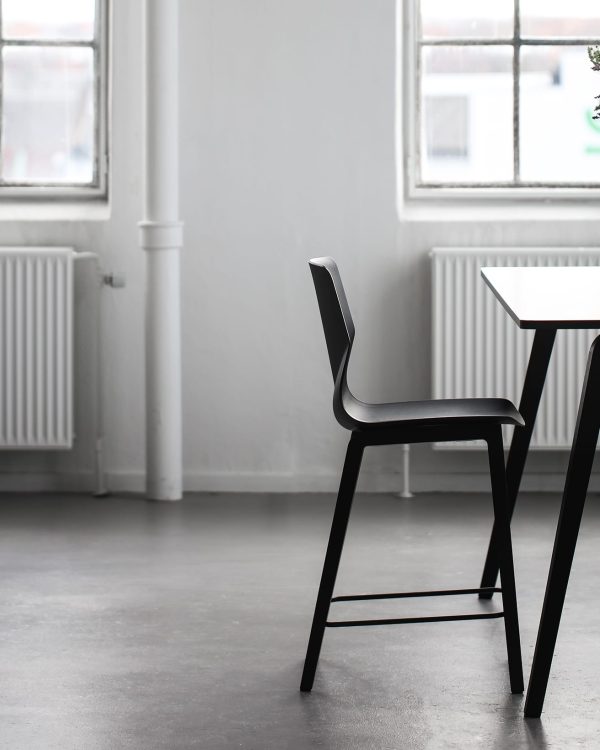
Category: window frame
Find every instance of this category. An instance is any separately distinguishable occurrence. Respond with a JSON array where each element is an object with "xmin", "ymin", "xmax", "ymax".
[
  {"xmin": 0, "ymin": 0, "xmax": 109, "ymax": 202},
  {"xmin": 403, "ymin": 0, "xmax": 600, "ymax": 203}
]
